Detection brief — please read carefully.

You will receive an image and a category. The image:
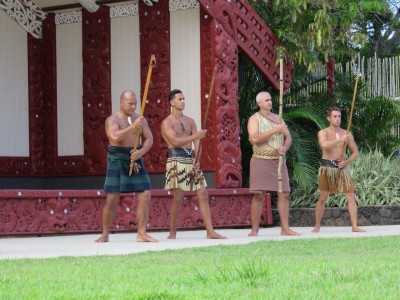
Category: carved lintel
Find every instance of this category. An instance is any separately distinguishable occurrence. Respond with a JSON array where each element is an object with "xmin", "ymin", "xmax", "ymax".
[{"xmin": 0, "ymin": 0, "xmax": 46, "ymax": 38}]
